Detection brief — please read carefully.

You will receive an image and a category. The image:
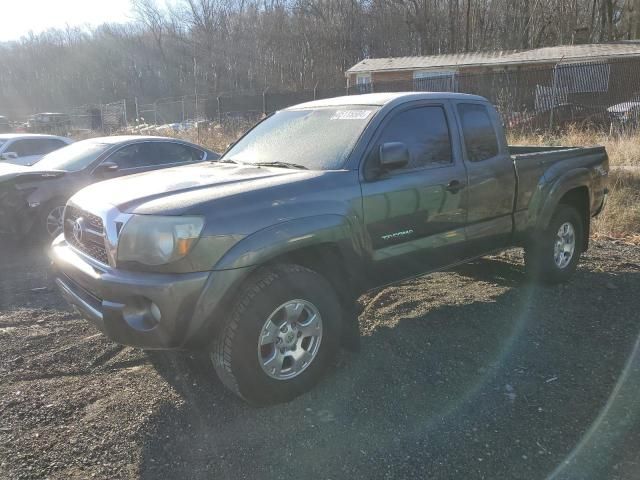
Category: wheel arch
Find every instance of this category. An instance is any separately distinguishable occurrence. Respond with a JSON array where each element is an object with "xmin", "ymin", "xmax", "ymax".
[
  {"xmin": 186, "ymin": 215, "xmax": 367, "ymax": 348},
  {"xmin": 535, "ymin": 168, "xmax": 592, "ymax": 248},
  {"xmin": 263, "ymin": 242, "xmax": 362, "ymax": 306},
  {"xmin": 213, "ymin": 214, "xmax": 367, "ymax": 287}
]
